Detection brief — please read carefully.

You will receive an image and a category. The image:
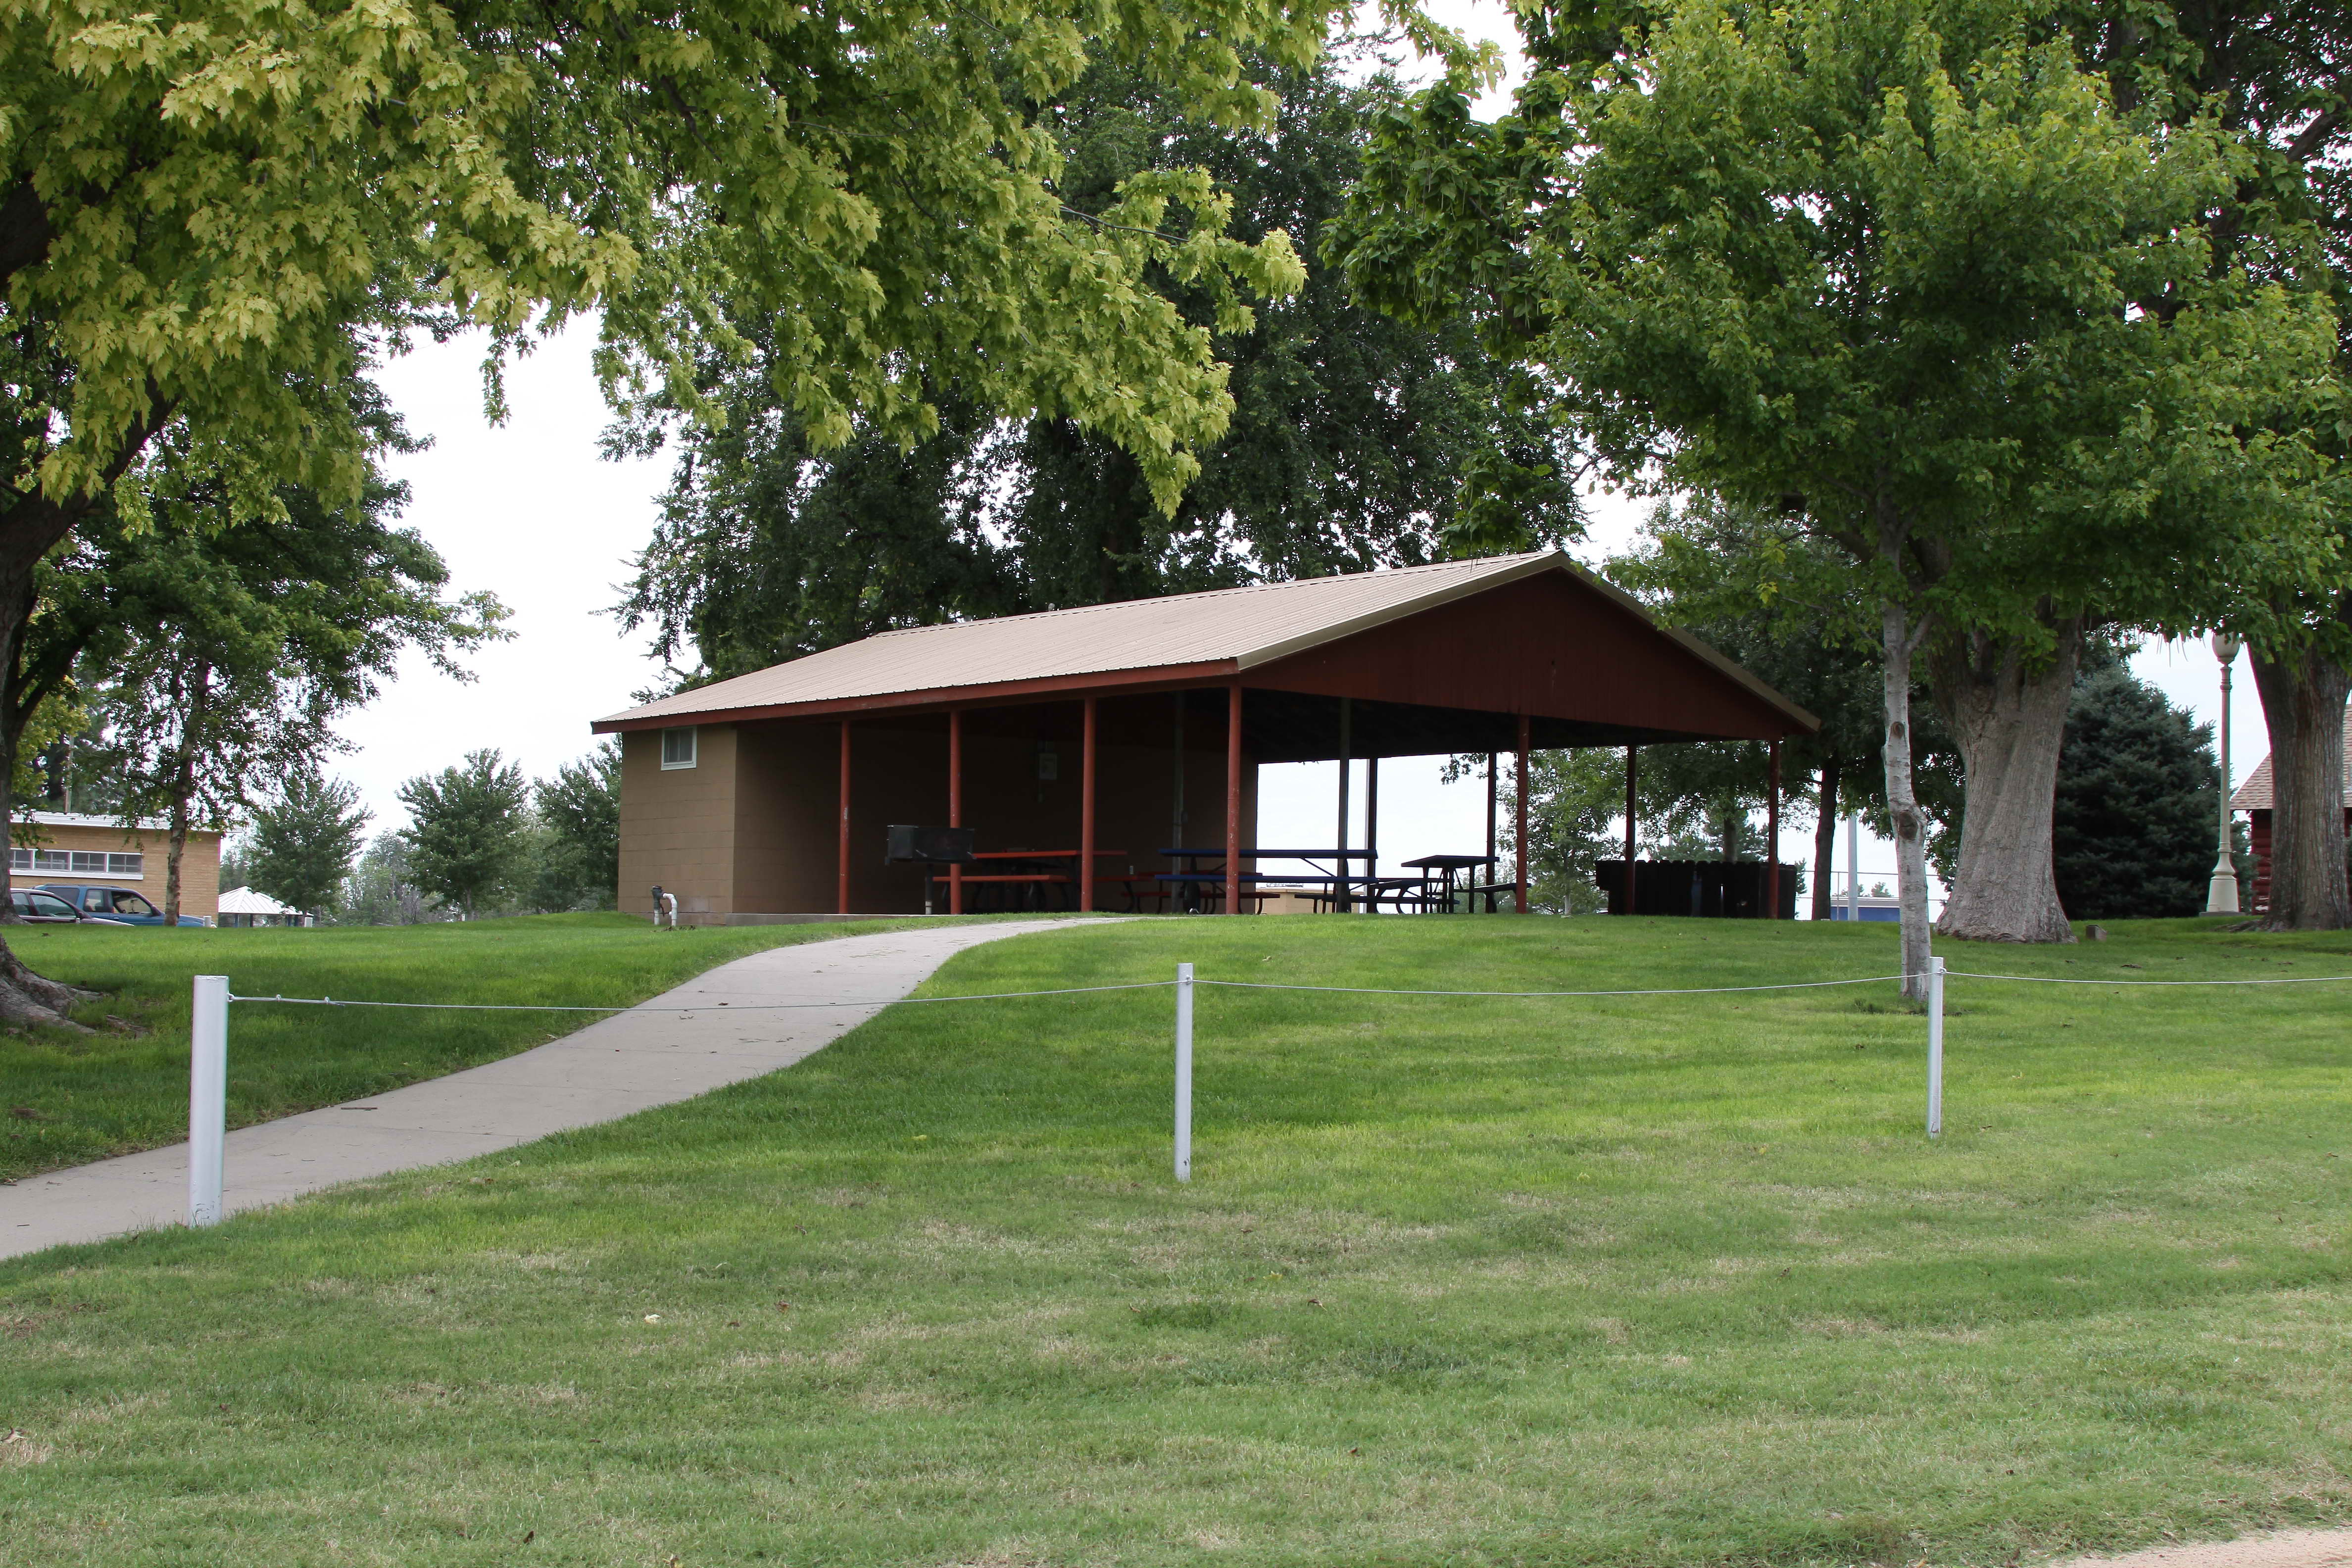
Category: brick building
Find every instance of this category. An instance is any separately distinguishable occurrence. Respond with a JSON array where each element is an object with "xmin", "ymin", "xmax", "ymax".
[{"xmin": 7, "ymin": 811, "xmax": 222, "ymax": 922}]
